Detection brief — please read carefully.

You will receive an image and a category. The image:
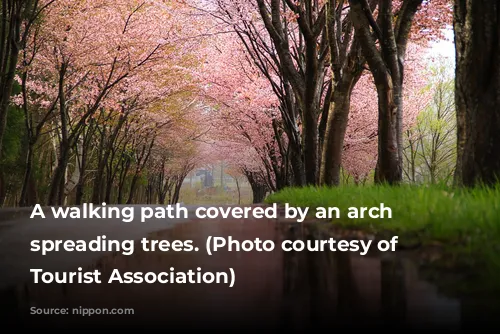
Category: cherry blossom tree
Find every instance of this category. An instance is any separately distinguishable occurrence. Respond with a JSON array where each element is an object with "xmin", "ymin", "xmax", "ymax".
[
  {"xmin": 348, "ymin": 0, "xmax": 452, "ymax": 184},
  {"xmin": 14, "ymin": 0, "xmax": 204, "ymax": 205},
  {"xmin": 342, "ymin": 43, "xmax": 432, "ymax": 182},
  {"xmin": 206, "ymin": 0, "xmax": 329, "ymax": 185},
  {"xmin": 197, "ymin": 28, "xmax": 288, "ymax": 194}
]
